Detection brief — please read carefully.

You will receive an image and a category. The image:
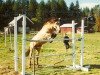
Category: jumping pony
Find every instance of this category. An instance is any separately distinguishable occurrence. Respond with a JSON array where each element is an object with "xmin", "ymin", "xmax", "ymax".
[{"xmin": 26, "ymin": 17, "xmax": 60, "ymax": 67}]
